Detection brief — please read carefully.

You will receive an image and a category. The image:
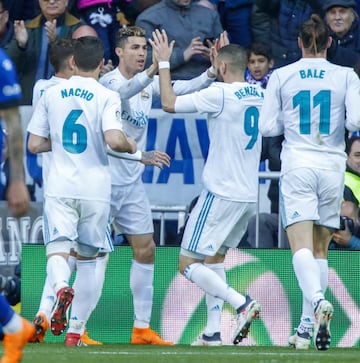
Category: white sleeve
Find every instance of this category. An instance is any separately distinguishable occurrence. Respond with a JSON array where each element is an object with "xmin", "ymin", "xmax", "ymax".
[
  {"xmin": 27, "ymin": 94, "xmax": 50, "ymax": 137},
  {"xmin": 102, "ymin": 91, "xmax": 124, "ymax": 132},
  {"xmin": 172, "ymin": 69, "xmax": 215, "ymax": 95},
  {"xmin": 32, "ymin": 80, "xmax": 44, "ymax": 108},
  {"xmin": 259, "ymin": 71, "xmax": 284, "ymax": 136},
  {"xmin": 174, "ymin": 85, "xmax": 223, "ymax": 114},
  {"xmin": 345, "ymin": 70, "xmax": 360, "ymax": 132}
]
